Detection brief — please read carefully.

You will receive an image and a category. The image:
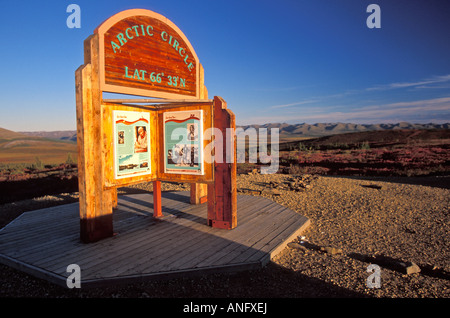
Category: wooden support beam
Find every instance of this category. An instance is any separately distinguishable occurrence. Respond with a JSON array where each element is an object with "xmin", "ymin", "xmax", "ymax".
[
  {"xmin": 102, "ymin": 98, "xmax": 213, "ymax": 104},
  {"xmin": 76, "ymin": 34, "xmax": 114, "ymax": 243},
  {"xmin": 207, "ymin": 96, "xmax": 237, "ymax": 229},
  {"xmin": 190, "ymin": 183, "xmax": 208, "ymax": 204},
  {"xmin": 153, "ymin": 181, "xmax": 163, "ymax": 217},
  {"xmin": 190, "ymin": 63, "xmax": 208, "ymax": 205}
]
